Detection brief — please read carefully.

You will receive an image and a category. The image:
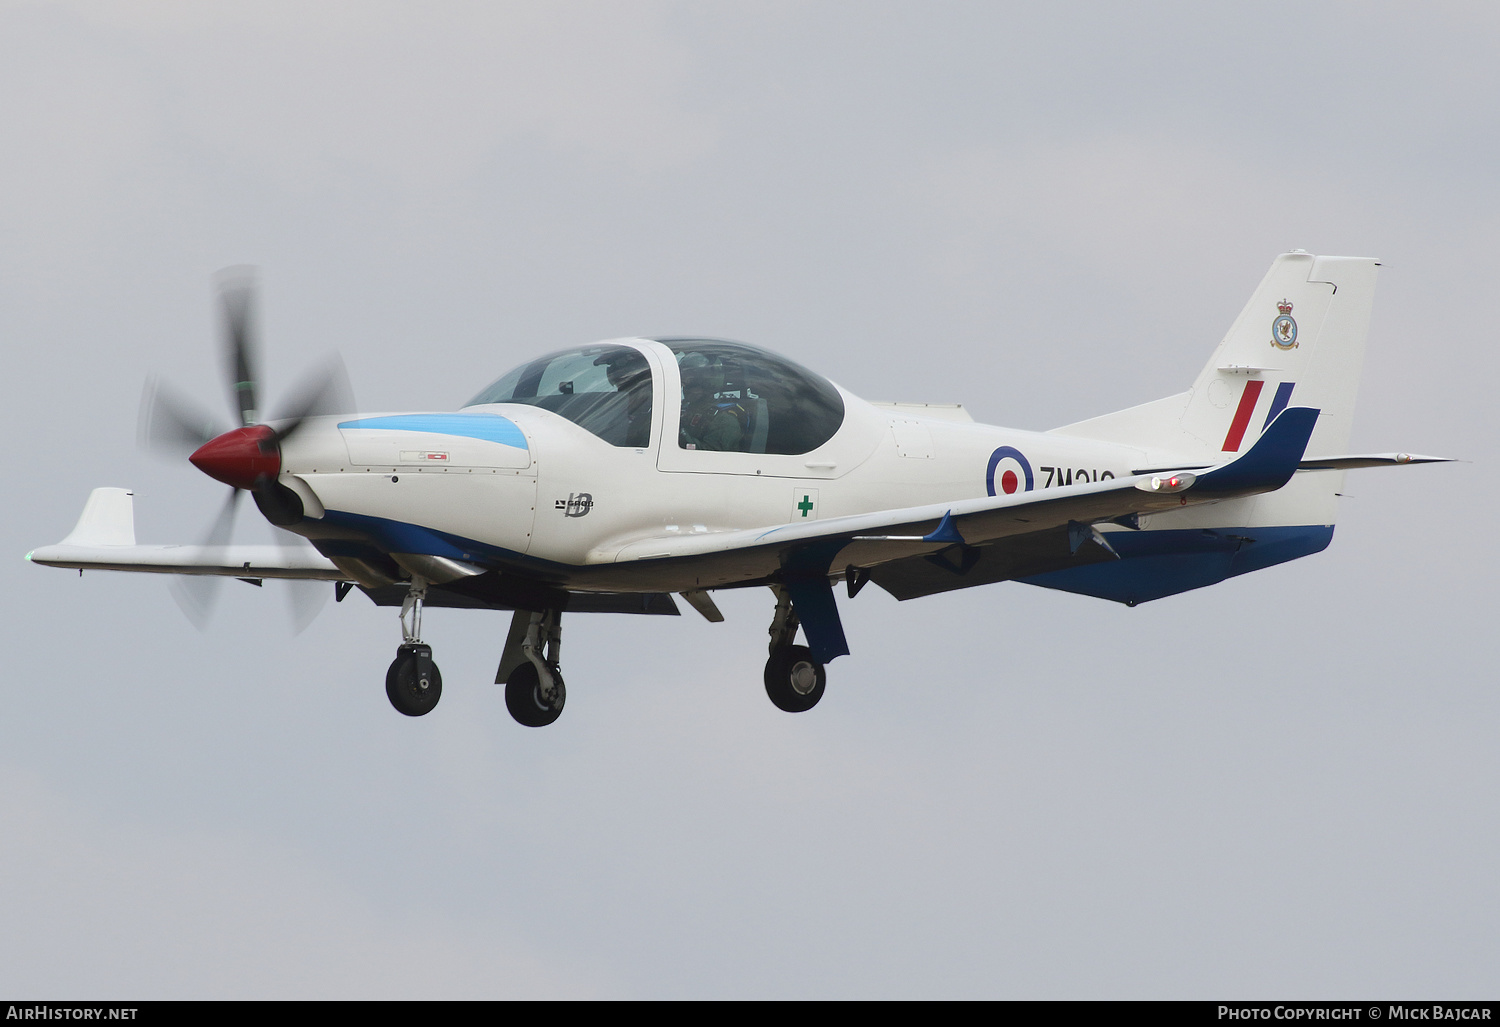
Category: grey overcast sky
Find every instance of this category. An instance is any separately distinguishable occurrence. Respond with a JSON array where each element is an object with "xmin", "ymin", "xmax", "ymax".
[{"xmin": 2, "ymin": 1, "xmax": 1495, "ymax": 999}]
